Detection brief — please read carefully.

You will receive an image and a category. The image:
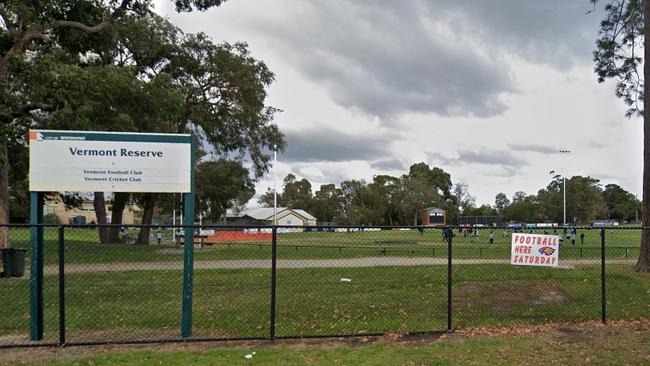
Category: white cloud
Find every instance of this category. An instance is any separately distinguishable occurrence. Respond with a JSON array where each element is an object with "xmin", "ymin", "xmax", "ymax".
[{"xmin": 154, "ymin": 0, "xmax": 641, "ymax": 207}]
